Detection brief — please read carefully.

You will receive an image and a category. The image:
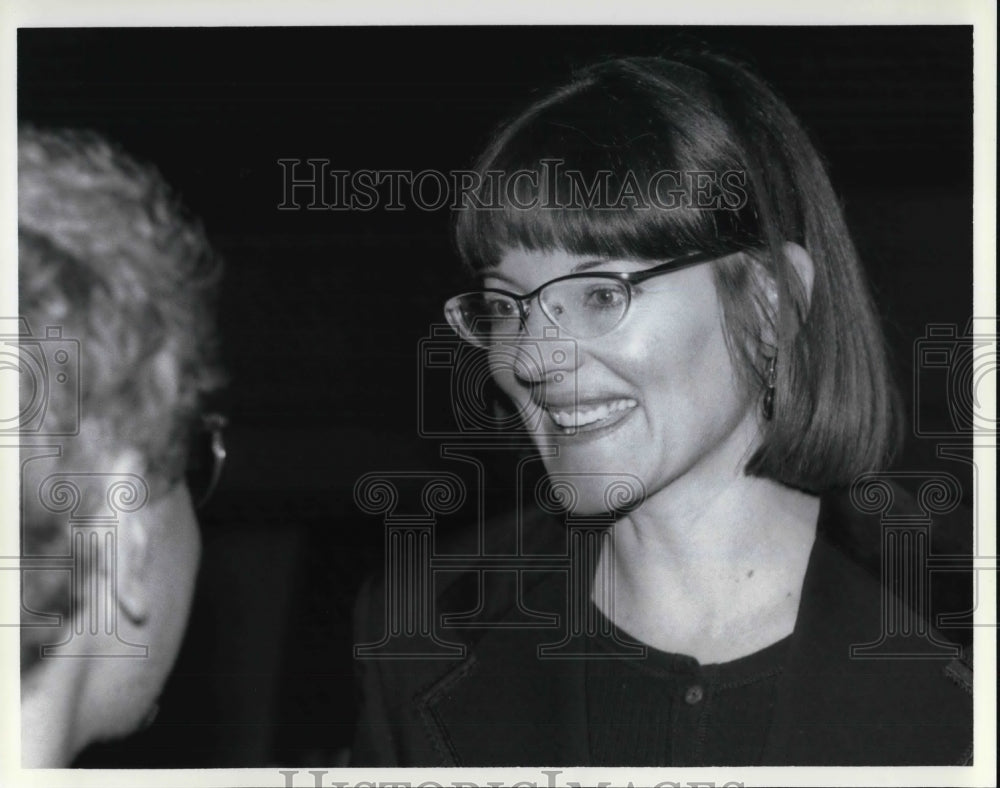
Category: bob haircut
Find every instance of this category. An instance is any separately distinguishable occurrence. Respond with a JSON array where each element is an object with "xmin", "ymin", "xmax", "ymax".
[{"xmin": 454, "ymin": 52, "xmax": 901, "ymax": 492}]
